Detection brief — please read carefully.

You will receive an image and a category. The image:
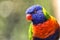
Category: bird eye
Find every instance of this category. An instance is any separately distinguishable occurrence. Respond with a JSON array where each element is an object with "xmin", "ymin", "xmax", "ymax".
[
  {"xmin": 33, "ymin": 9, "xmax": 37, "ymax": 14},
  {"xmin": 34, "ymin": 10, "xmax": 37, "ymax": 14},
  {"xmin": 29, "ymin": 9, "xmax": 37, "ymax": 14}
]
